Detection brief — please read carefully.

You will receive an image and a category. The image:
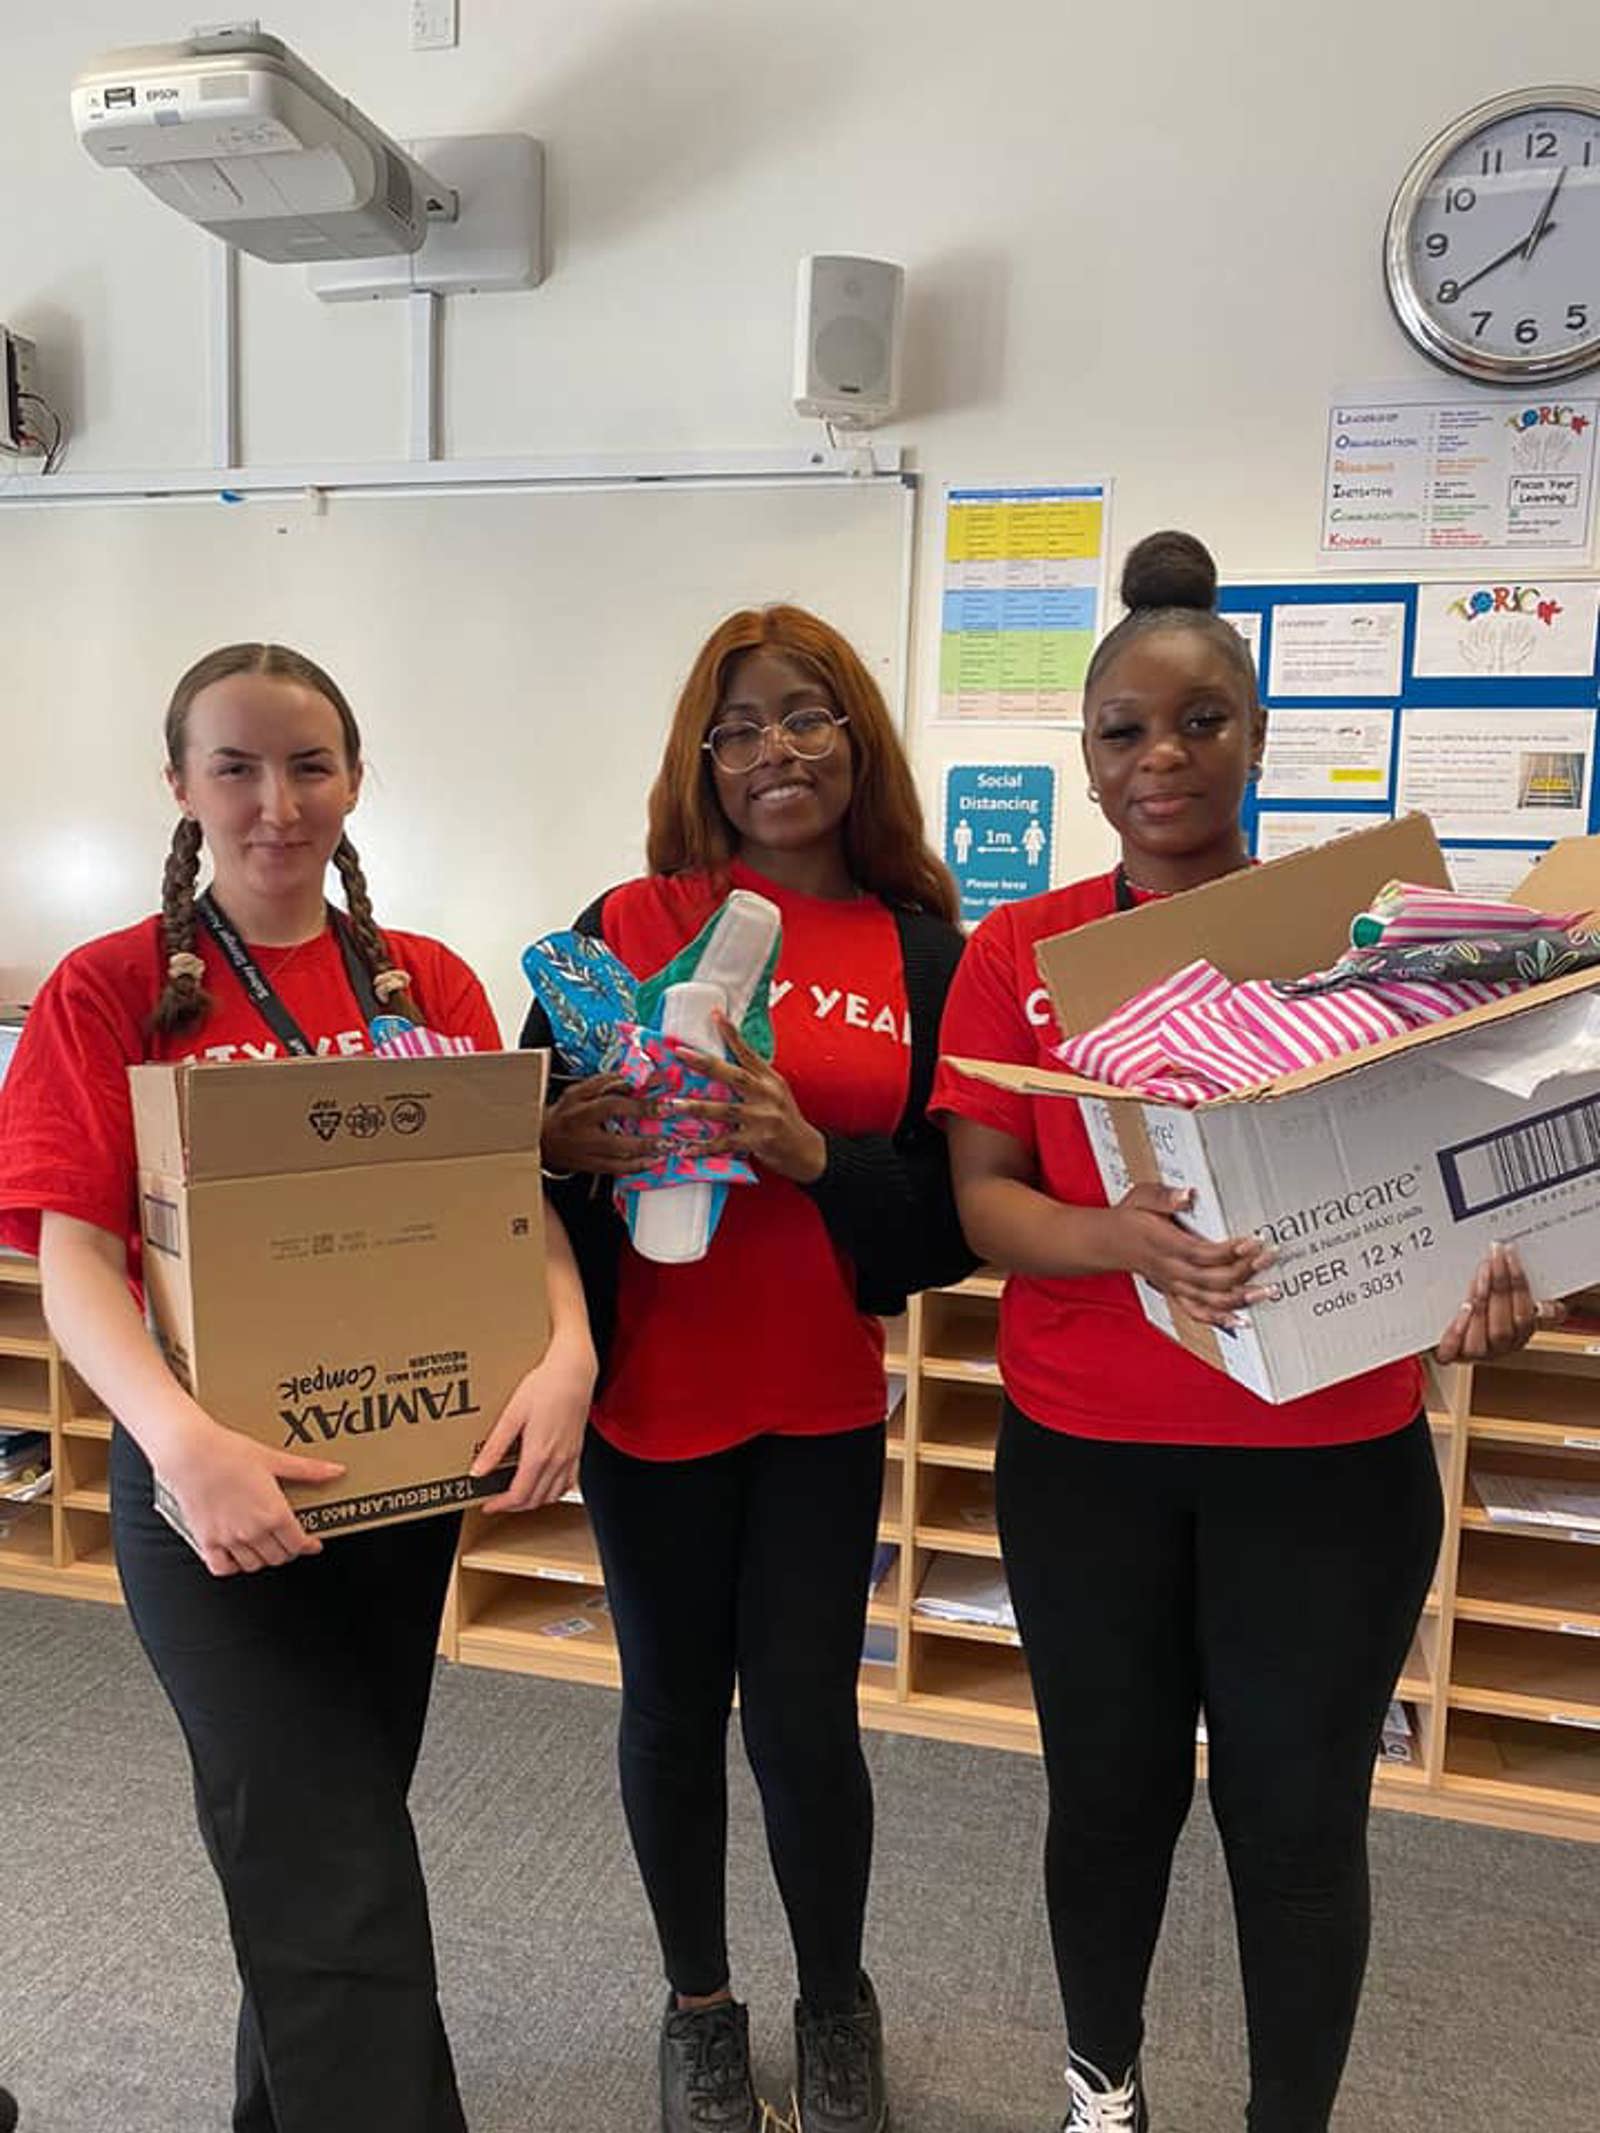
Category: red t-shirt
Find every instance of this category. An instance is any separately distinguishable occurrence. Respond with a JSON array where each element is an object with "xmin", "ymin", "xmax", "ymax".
[
  {"xmin": 591, "ymin": 860, "xmax": 910, "ymax": 1461},
  {"xmin": 930, "ymin": 871, "xmax": 1422, "ymax": 1448},
  {"xmin": 0, "ymin": 916, "xmax": 500, "ymax": 1281}
]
